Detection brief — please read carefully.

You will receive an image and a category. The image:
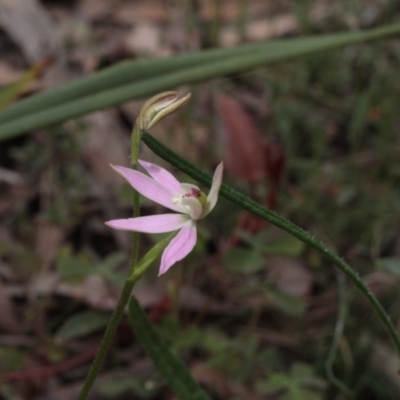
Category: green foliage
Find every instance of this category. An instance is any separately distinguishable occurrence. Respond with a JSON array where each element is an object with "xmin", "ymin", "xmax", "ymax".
[
  {"xmin": 223, "ymin": 247, "xmax": 265, "ymax": 274},
  {"xmin": 157, "ymin": 322, "xmax": 280, "ymax": 385},
  {"xmin": 3, "ymin": 9, "xmax": 400, "ymax": 399},
  {"xmin": 238, "ymin": 228, "xmax": 305, "ymax": 256},
  {"xmin": 56, "ymin": 247, "xmax": 96, "ymax": 283},
  {"xmin": 142, "ymin": 131, "xmax": 400, "ymax": 357},
  {"xmin": 0, "ymin": 347, "xmax": 26, "ymax": 373},
  {"xmin": 376, "ymin": 258, "xmax": 400, "ymax": 279},
  {"xmin": 1, "ymin": 23, "xmax": 400, "ymax": 140},
  {"xmin": 256, "ymin": 363, "xmax": 326, "ymax": 400},
  {"xmin": 0, "ymin": 242, "xmax": 42, "ymax": 280},
  {"xmin": 263, "ymin": 285, "xmax": 307, "ymax": 317},
  {"xmin": 98, "ymin": 375, "xmax": 160, "ymax": 398},
  {"xmin": 56, "ymin": 246, "xmax": 126, "ymax": 286},
  {"xmin": 56, "ymin": 310, "xmax": 110, "ymax": 342},
  {"xmin": 128, "ymin": 297, "xmax": 211, "ymax": 400},
  {"xmin": 10, "ymin": 123, "xmax": 86, "ymax": 228},
  {"xmin": 223, "ymin": 229, "xmax": 304, "ymax": 274}
]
